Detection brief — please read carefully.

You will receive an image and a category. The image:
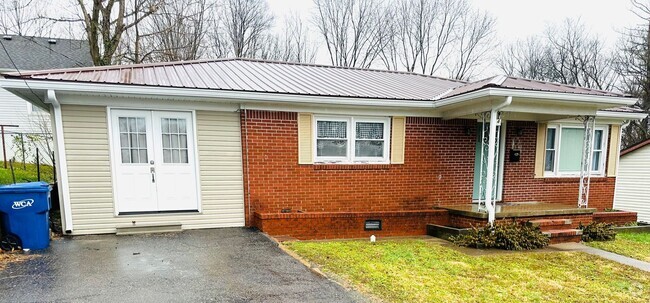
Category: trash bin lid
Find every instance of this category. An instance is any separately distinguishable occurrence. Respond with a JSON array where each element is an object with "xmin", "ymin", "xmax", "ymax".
[{"xmin": 0, "ymin": 181, "xmax": 50, "ymax": 194}]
